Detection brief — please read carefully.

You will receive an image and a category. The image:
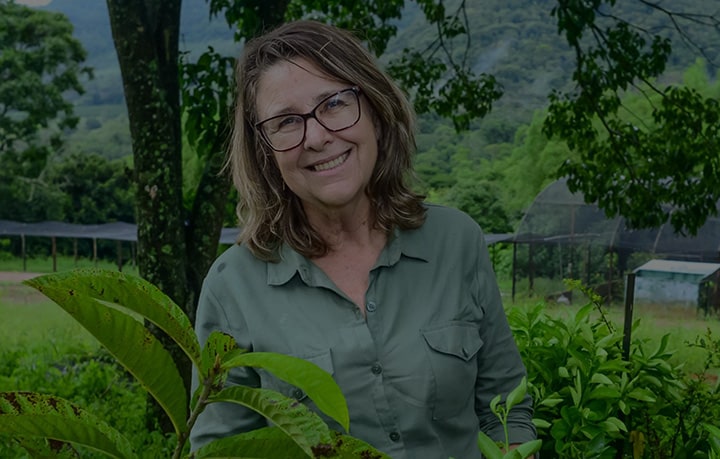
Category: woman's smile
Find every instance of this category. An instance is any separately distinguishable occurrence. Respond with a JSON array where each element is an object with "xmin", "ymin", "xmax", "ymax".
[{"xmin": 309, "ymin": 151, "xmax": 350, "ymax": 172}]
